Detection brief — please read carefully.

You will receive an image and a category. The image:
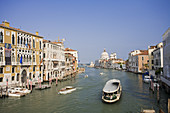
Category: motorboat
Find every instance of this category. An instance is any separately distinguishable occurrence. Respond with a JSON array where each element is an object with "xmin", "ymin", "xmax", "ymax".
[
  {"xmin": 143, "ymin": 76, "xmax": 151, "ymax": 83},
  {"xmin": 14, "ymin": 87, "xmax": 31, "ymax": 94},
  {"xmin": 84, "ymin": 75, "xmax": 88, "ymax": 78},
  {"xmin": 102, "ymin": 79, "xmax": 122, "ymax": 103},
  {"xmin": 100, "ymin": 72, "xmax": 104, "ymax": 75},
  {"xmin": 58, "ymin": 86, "xmax": 76, "ymax": 94},
  {"xmin": 8, "ymin": 92, "xmax": 25, "ymax": 97},
  {"xmin": 8, "ymin": 88, "xmax": 25, "ymax": 97}
]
